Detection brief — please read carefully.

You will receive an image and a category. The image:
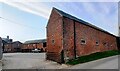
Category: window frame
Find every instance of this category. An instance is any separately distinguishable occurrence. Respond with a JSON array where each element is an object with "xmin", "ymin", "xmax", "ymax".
[
  {"xmin": 80, "ymin": 39, "xmax": 86, "ymax": 45},
  {"xmin": 52, "ymin": 39, "xmax": 55, "ymax": 44},
  {"xmin": 96, "ymin": 41, "xmax": 99, "ymax": 46}
]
